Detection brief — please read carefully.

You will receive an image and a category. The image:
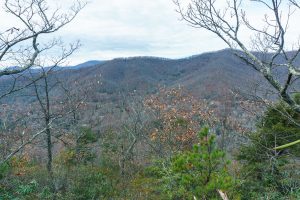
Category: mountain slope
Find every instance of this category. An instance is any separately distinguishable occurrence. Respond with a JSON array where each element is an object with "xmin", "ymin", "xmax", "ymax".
[
  {"xmin": 1, "ymin": 49, "xmax": 296, "ymax": 105},
  {"xmin": 60, "ymin": 49, "xmax": 266, "ymax": 101}
]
